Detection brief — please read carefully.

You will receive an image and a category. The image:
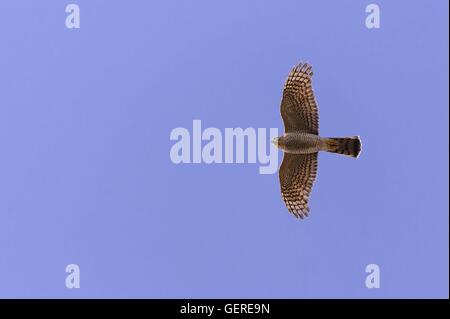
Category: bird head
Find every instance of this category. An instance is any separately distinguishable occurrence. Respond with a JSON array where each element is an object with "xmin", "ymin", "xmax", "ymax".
[{"xmin": 272, "ymin": 137, "xmax": 280, "ymax": 148}]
